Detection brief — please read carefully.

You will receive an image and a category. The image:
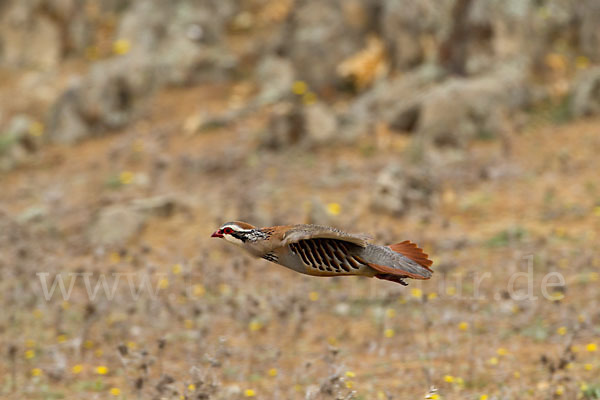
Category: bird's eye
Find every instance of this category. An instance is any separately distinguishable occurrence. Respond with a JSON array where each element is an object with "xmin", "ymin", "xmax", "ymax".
[{"xmin": 223, "ymin": 227, "xmax": 233, "ymax": 234}]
